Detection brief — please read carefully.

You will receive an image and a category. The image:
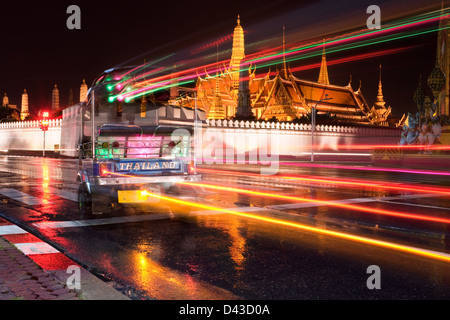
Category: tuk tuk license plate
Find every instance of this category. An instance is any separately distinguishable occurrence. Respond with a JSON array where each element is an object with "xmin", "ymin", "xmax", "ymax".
[
  {"xmin": 118, "ymin": 190, "xmax": 147, "ymax": 203},
  {"xmin": 117, "ymin": 189, "xmax": 160, "ymax": 204}
]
